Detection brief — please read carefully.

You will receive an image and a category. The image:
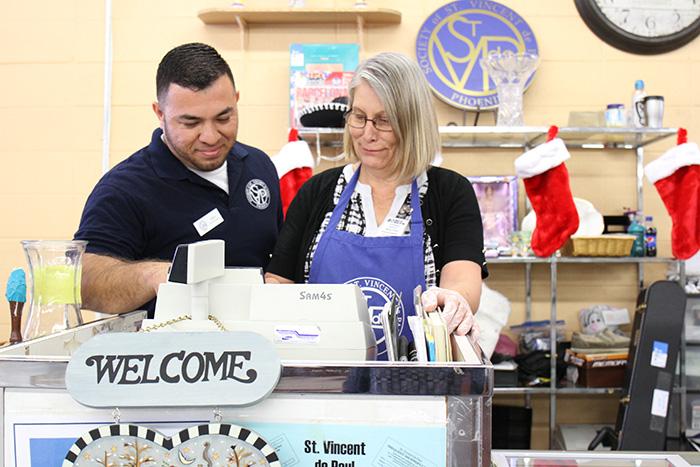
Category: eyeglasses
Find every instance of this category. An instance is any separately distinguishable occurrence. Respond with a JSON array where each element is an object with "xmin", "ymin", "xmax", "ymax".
[{"xmin": 345, "ymin": 112, "xmax": 393, "ymax": 132}]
